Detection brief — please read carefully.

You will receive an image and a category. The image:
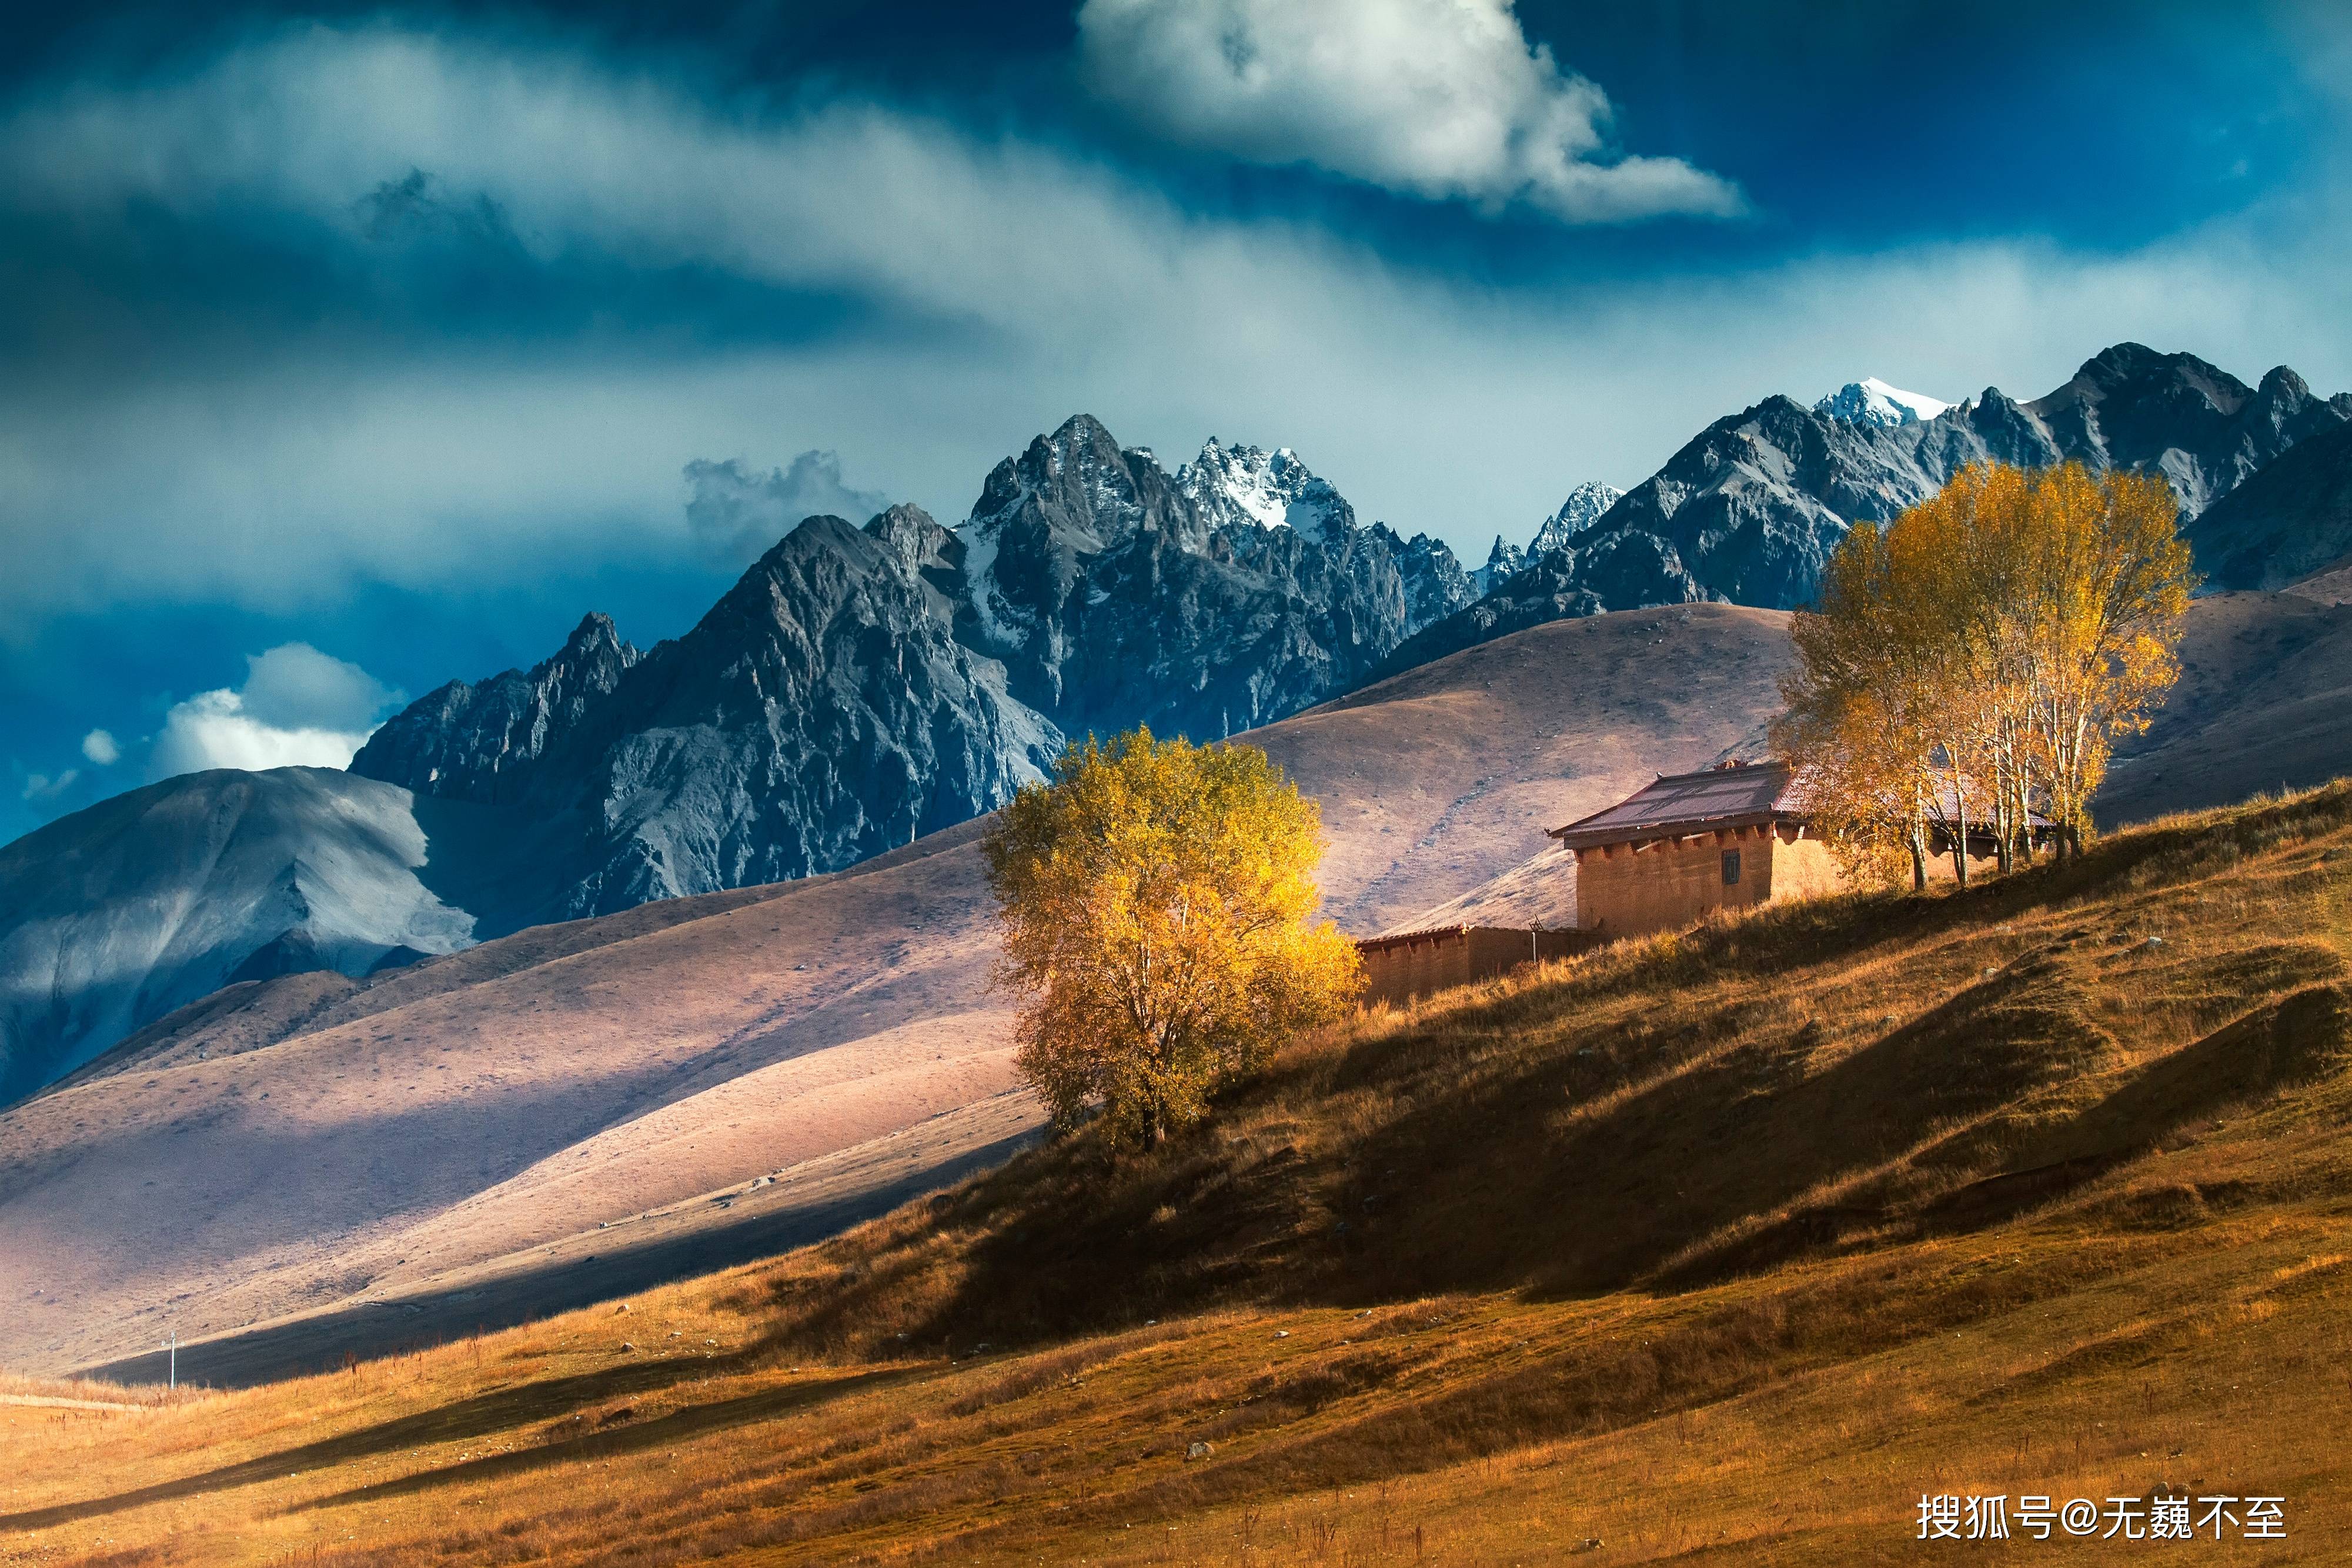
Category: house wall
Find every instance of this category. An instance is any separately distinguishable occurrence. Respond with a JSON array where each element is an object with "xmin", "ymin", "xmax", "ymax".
[
  {"xmin": 1569, "ymin": 819, "xmax": 2016, "ymax": 941},
  {"xmin": 1572, "ymin": 824, "xmax": 1785, "ymax": 940},
  {"xmin": 1356, "ymin": 926, "xmax": 1598, "ymax": 1008},
  {"xmin": 1763, "ymin": 827, "xmax": 1845, "ymax": 901}
]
